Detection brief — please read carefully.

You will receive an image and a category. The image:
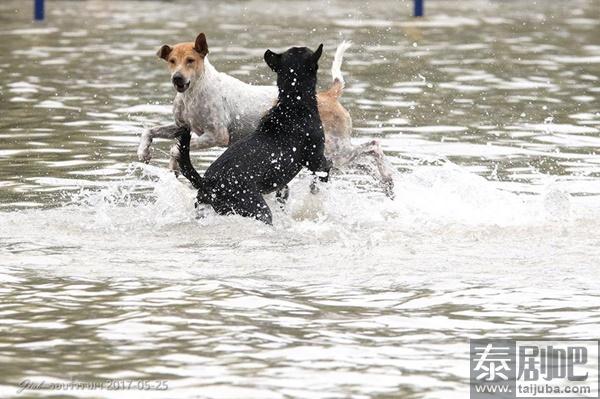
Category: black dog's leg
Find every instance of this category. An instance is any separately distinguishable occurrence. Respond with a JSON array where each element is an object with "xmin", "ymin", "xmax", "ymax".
[
  {"xmin": 213, "ymin": 191, "xmax": 273, "ymax": 225},
  {"xmin": 176, "ymin": 130, "xmax": 204, "ymax": 190},
  {"xmin": 275, "ymin": 185, "xmax": 290, "ymax": 208},
  {"xmin": 307, "ymin": 154, "xmax": 332, "ymax": 194},
  {"xmin": 236, "ymin": 191, "xmax": 273, "ymax": 224},
  {"xmin": 307, "ymin": 153, "xmax": 332, "ymax": 181}
]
